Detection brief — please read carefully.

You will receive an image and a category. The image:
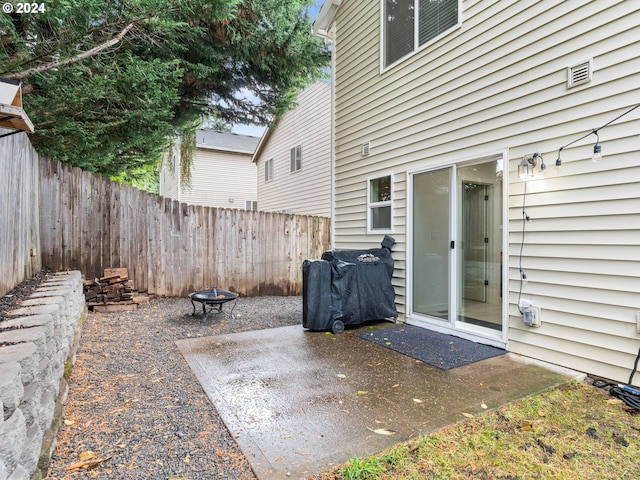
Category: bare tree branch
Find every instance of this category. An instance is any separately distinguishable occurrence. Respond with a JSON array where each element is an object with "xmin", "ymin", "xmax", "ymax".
[{"xmin": 4, "ymin": 23, "xmax": 135, "ymax": 81}]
